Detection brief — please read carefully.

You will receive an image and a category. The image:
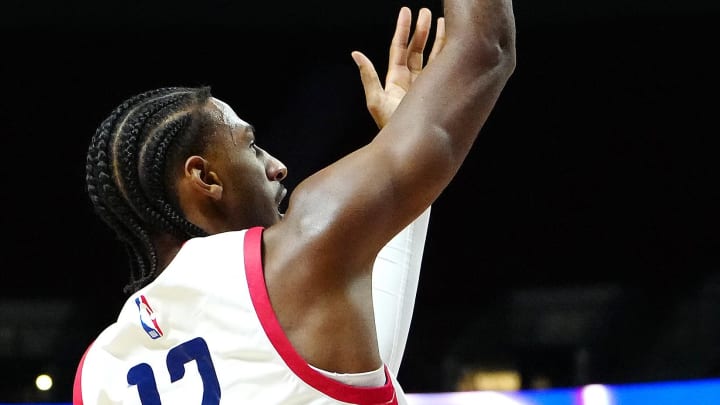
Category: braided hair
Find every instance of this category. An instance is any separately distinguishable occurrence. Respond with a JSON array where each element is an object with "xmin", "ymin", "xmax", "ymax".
[{"xmin": 85, "ymin": 86, "xmax": 215, "ymax": 294}]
